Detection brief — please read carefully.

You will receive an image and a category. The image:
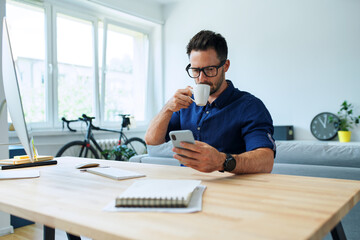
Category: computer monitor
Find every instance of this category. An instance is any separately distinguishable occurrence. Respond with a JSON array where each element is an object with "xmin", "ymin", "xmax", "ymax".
[{"xmin": 2, "ymin": 17, "xmax": 35, "ymax": 162}]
